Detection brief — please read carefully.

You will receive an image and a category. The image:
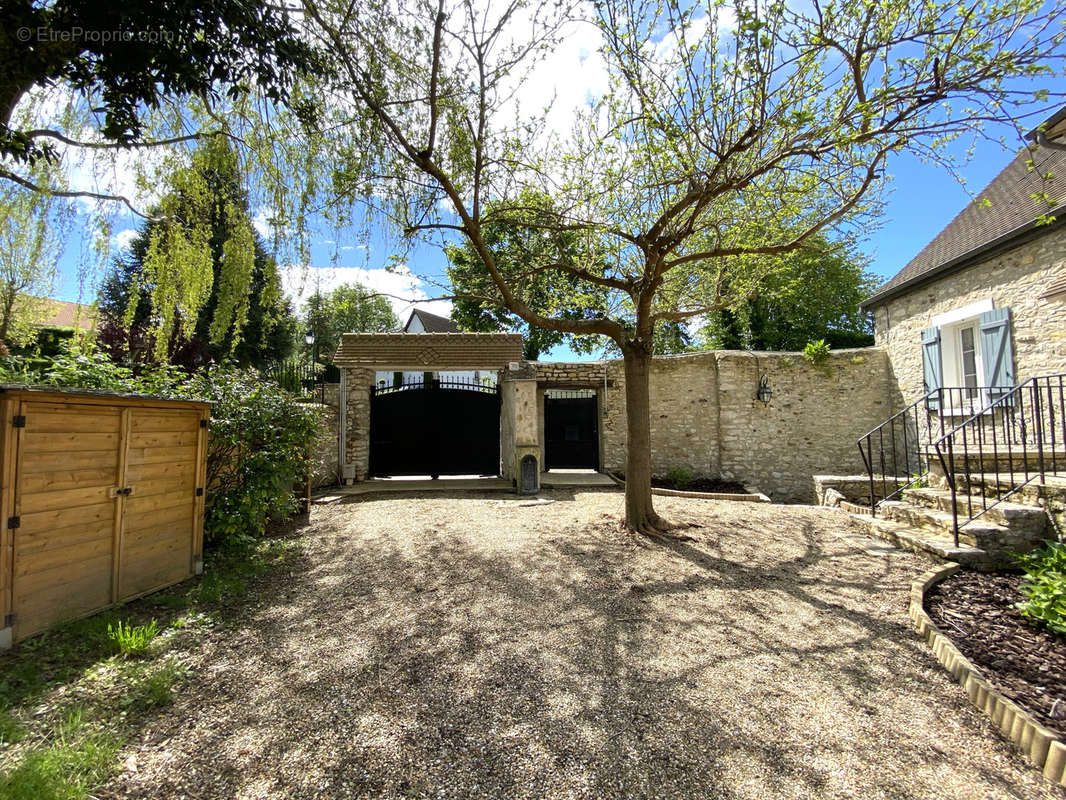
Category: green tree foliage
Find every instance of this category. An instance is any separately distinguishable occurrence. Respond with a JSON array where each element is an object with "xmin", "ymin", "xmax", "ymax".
[
  {"xmin": 99, "ymin": 138, "xmax": 297, "ymax": 367},
  {"xmin": 0, "ymin": 0, "xmax": 319, "ymax": 189},
  {"xmin": 698, "ymin": 237, "xmax": 876, "ymax": 352},
  {"xmin": 296, "ymin": 0, "xmax": 1064, "ymax": 533},
  {"xmin": 0, "ymin": 162, "xmax": 73, "ymax": 347},
  {"xmin": 444, "ymin": 195, "xmax": 609, "ymax": 360},
  {"xmin": 303, "ymin": 283, "xmax": 399, "ymax": 361}
]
